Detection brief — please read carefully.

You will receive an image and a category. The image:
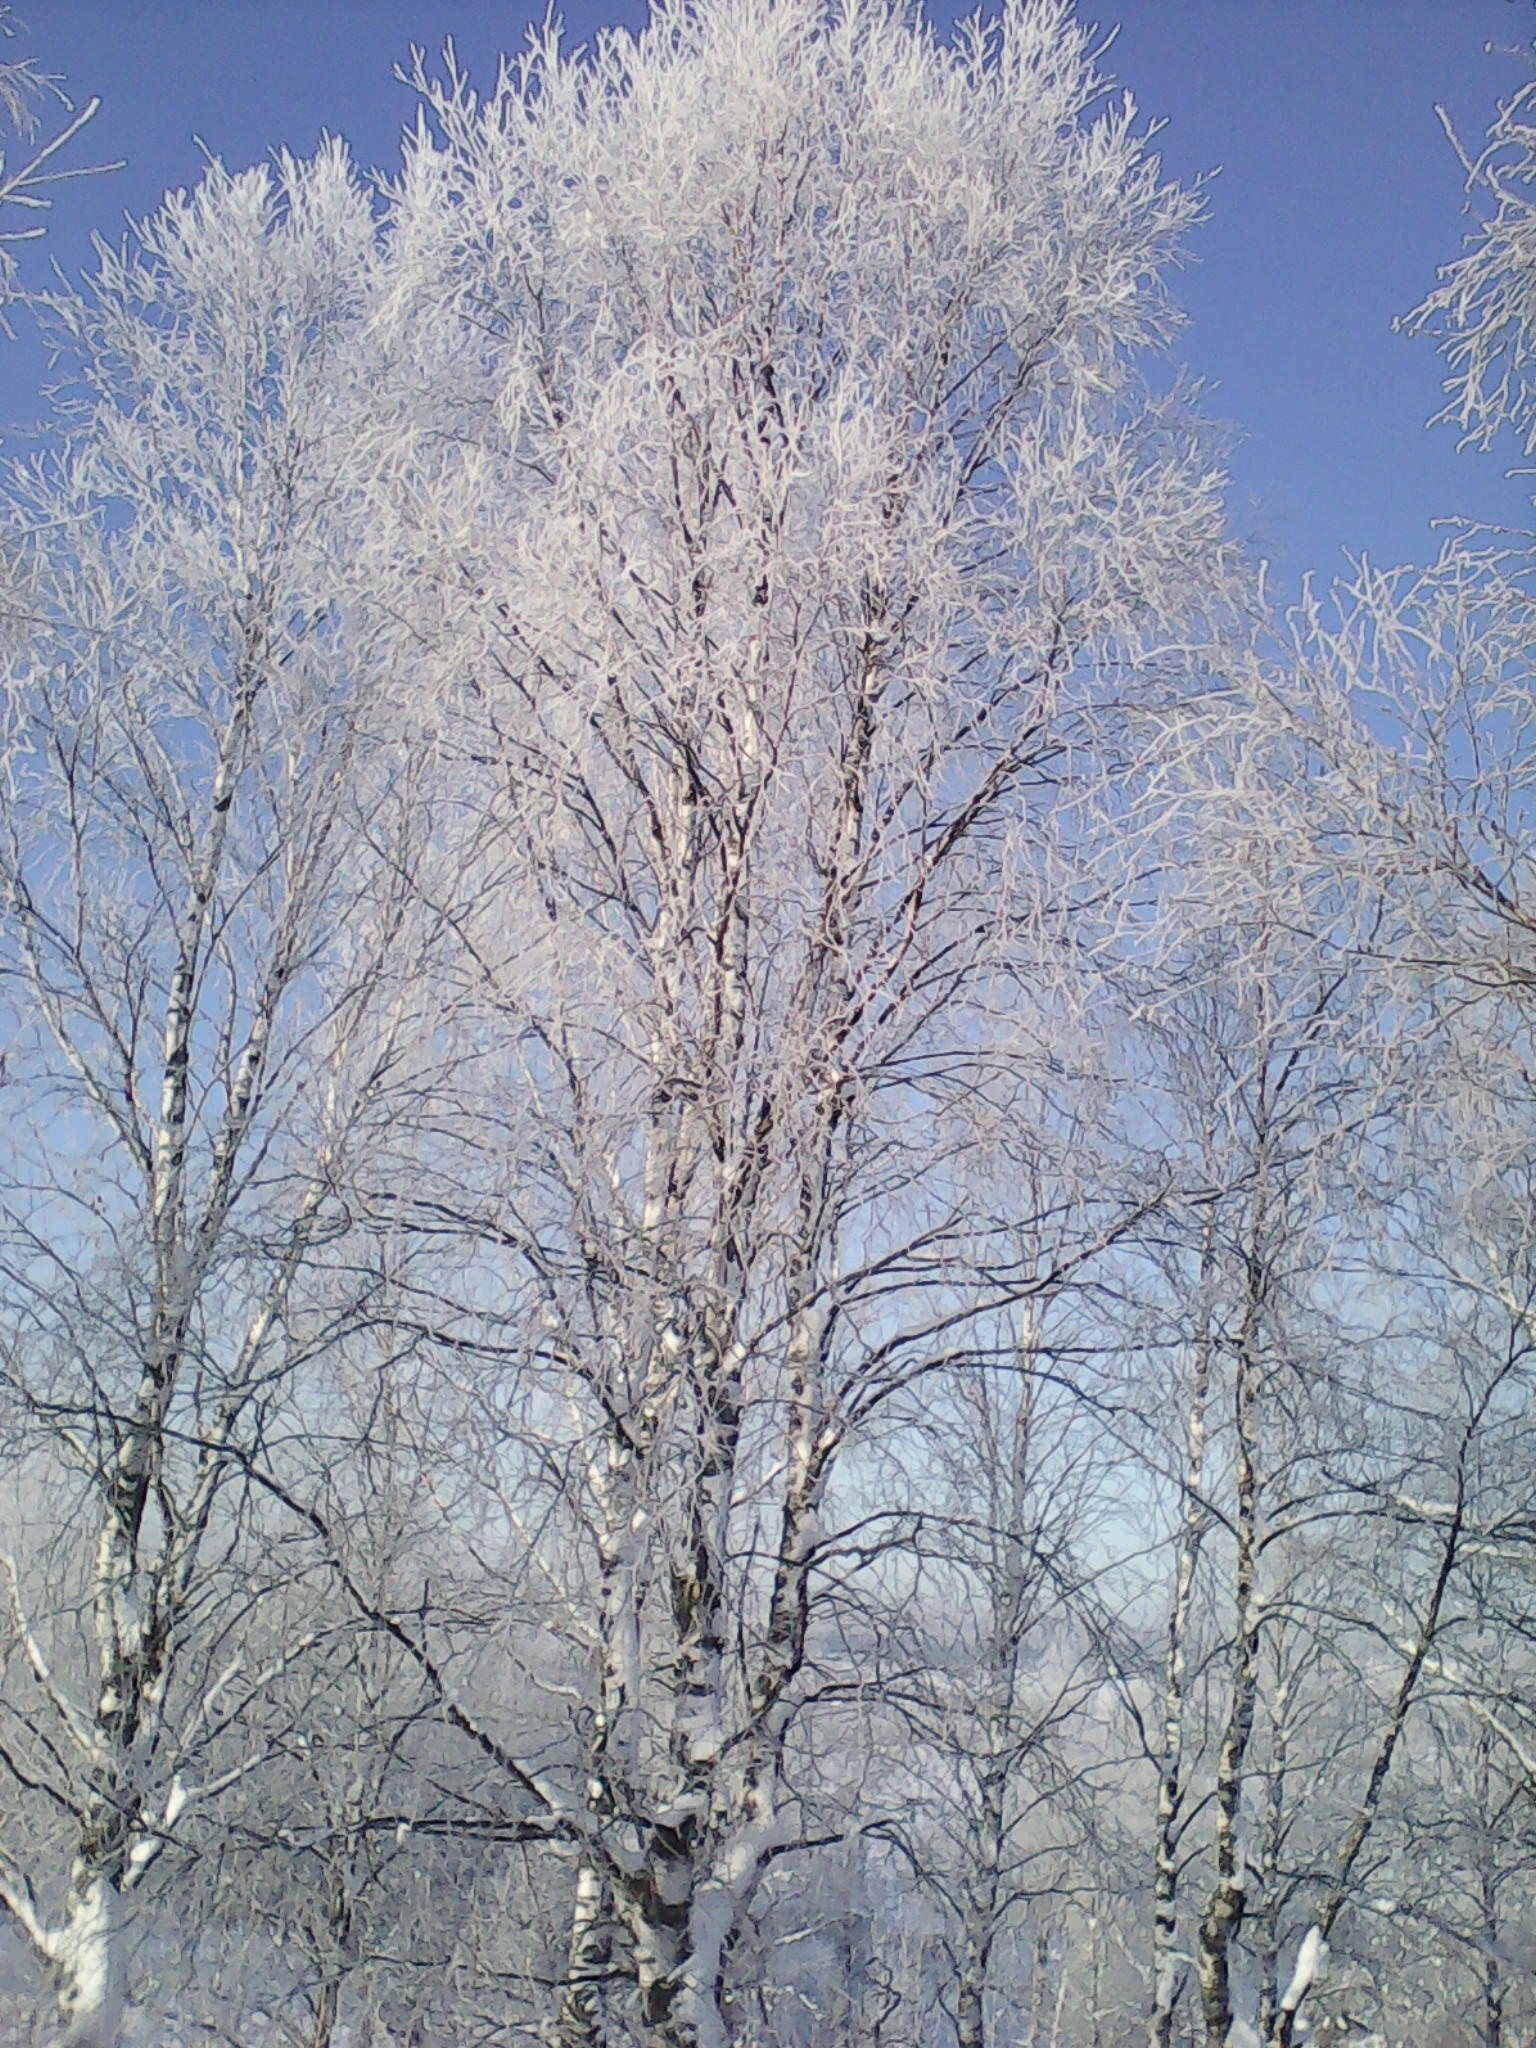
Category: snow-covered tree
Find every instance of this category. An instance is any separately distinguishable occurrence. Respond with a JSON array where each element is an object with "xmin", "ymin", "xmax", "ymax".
[
  {"xmin": 0, "ymin": 144, "xmax": 449, "ymax": 2043},
  {"xmin": 0, "ymin": 3, "xmax": 111, "ymax": 307},
  {"xmin": 1208, "ymin": 43, "xmax": 1536, "ymax": 2046},
  {"xmin": 338, "ymin": 3, "xmax": 1234, "ymax": 2041}
]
